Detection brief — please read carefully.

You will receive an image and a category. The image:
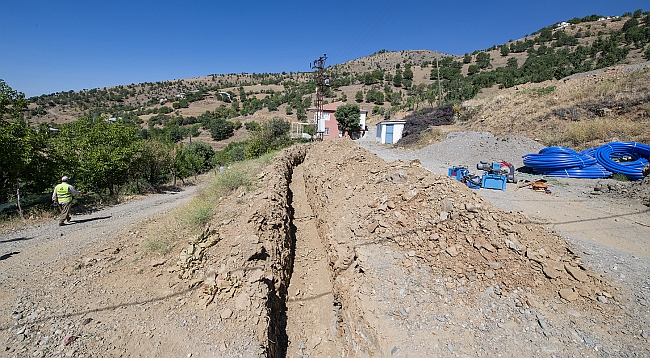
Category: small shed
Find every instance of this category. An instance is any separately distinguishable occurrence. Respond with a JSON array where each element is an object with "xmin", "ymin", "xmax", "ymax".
[{"xmin": 375, "ymin": 120, "xmax": 406, "ymax": 144}]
